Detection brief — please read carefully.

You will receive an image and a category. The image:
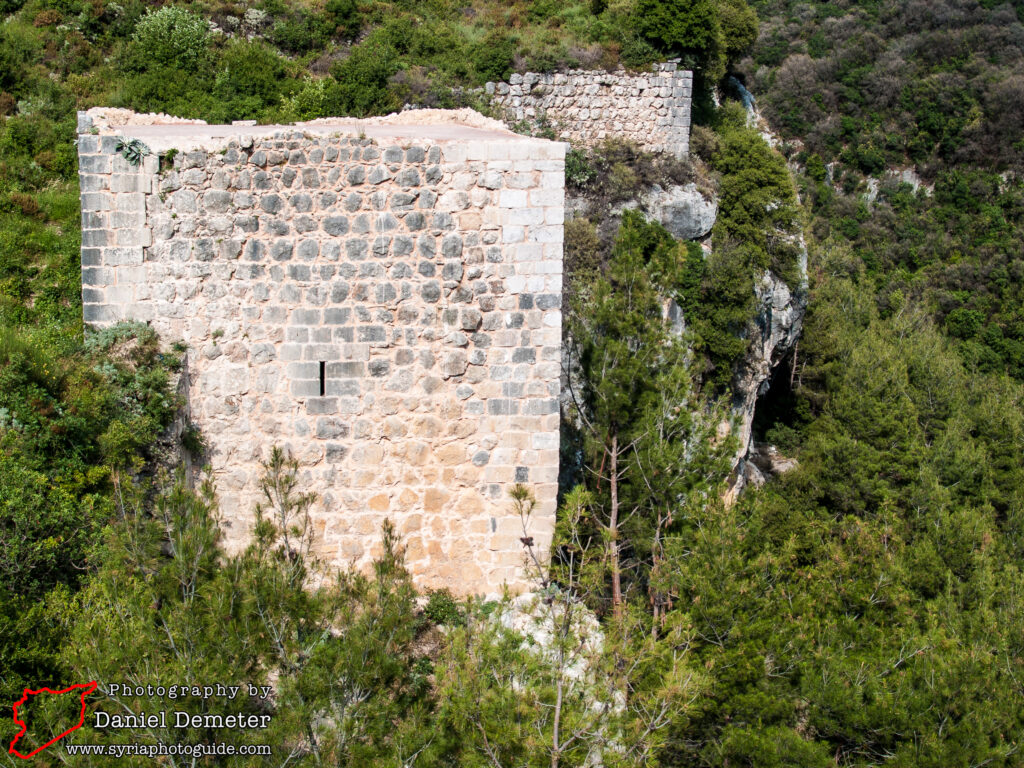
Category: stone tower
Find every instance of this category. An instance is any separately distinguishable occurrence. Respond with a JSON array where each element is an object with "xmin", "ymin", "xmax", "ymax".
[{"xmin": 77, "ymin": 108, "xmax": 565, "ymax": 595}]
